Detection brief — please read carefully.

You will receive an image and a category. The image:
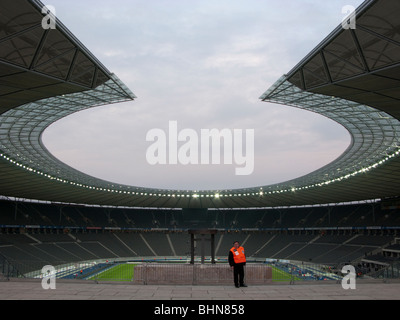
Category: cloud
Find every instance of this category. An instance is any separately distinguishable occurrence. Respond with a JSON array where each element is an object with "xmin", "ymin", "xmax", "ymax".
[
  {"xmin": 43, "ymin": 0, "xmax": 362, "ymax": 191},
  {"xmin": 204, "ymin": 53, "xmax": 265, "ymax": 68}
]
